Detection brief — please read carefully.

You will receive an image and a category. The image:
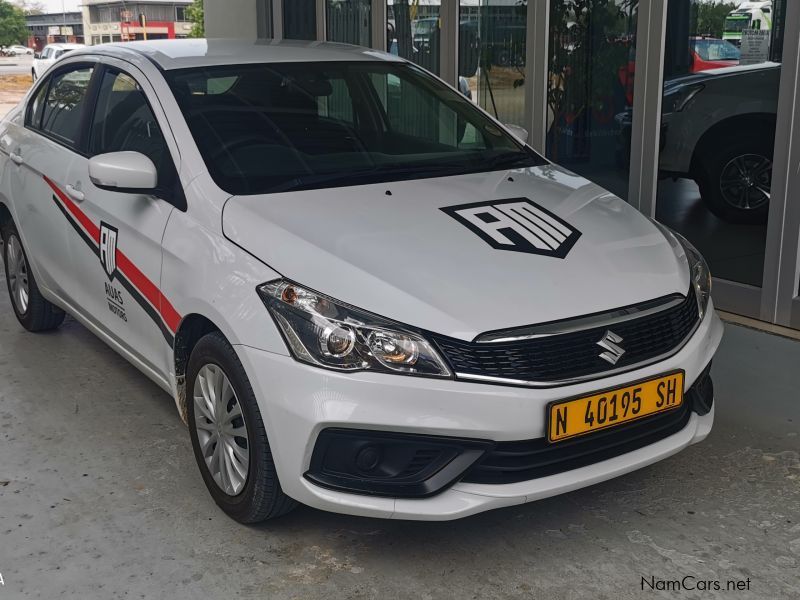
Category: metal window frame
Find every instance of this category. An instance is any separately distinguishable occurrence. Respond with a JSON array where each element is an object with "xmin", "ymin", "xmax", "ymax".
[
  {"xmin": 316, "ymin": 0, "xmax": 326, "ymax": 41},
  {"xmin": 271, "ymin": 0, "xmax": 283, "ymax": 40},
  {"xmin": 256, "ymin": 0, "xmax": 272, "ymax": 38},
  {"xmin": 527, "ymin": 0, "xmax": 549, "ymax": 154},
  {"xmin": 439, "ymin": 0, "xmax": 458, "ymax": 86},
  {"xmin": 371, "ymin": 0, "xmax": 386, "ymax": 50},
  {"xmin": 762, "ymin": 0, "xmax": 800, "ymax": 326},
  {"xmin": 628, "ymin": 0, "xmax": 668, "ymax": 215}
]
